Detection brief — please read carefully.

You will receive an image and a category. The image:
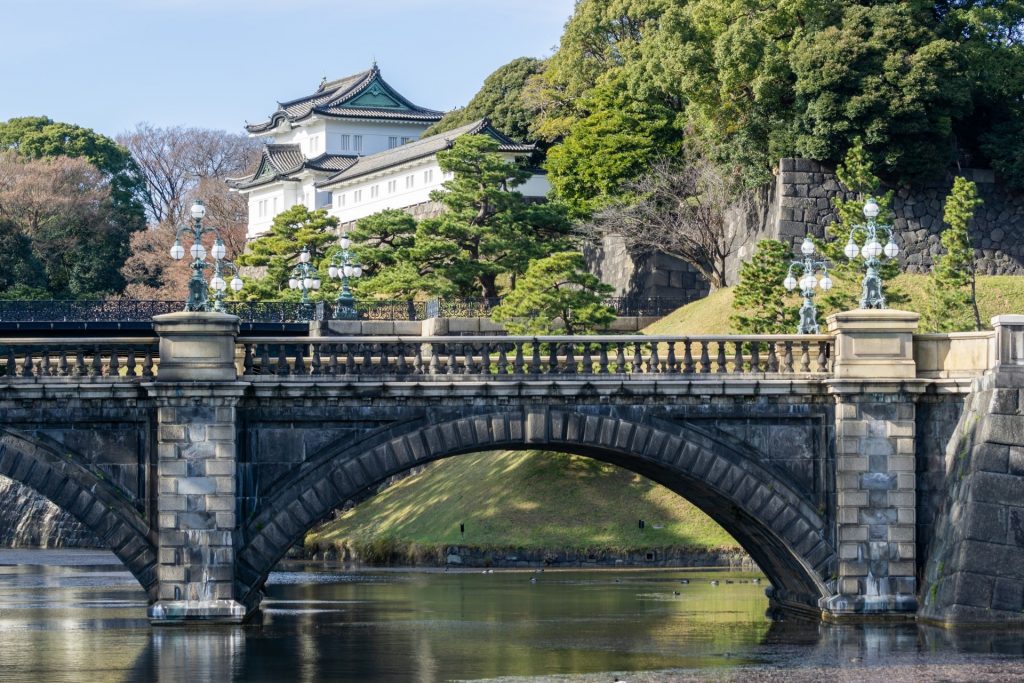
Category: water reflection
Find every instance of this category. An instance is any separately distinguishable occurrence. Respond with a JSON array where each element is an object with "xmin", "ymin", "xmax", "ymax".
[{"xmin": 0, "ymin": 550, "xmax": 1022, "ymax": 682}]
